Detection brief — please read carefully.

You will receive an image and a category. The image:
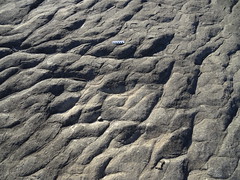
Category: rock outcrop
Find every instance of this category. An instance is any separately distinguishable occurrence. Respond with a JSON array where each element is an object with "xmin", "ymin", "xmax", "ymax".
[{"xmin": 0, "ymin": 0, "xmax": 240, "ymax": 179}]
